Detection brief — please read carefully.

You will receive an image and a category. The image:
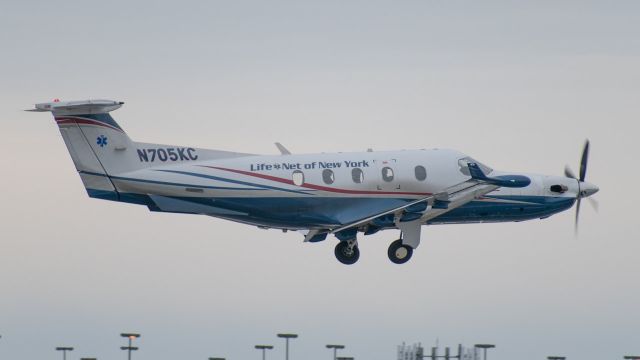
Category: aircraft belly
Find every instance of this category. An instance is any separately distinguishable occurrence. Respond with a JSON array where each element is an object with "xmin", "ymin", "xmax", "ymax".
[
  {"xmin": 427, "ymin": 196, "xmax": 575, "ymax": 224},
  {"xmin": 203, "ymin": 197, "xmax": 412, "ymax": 228}
]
